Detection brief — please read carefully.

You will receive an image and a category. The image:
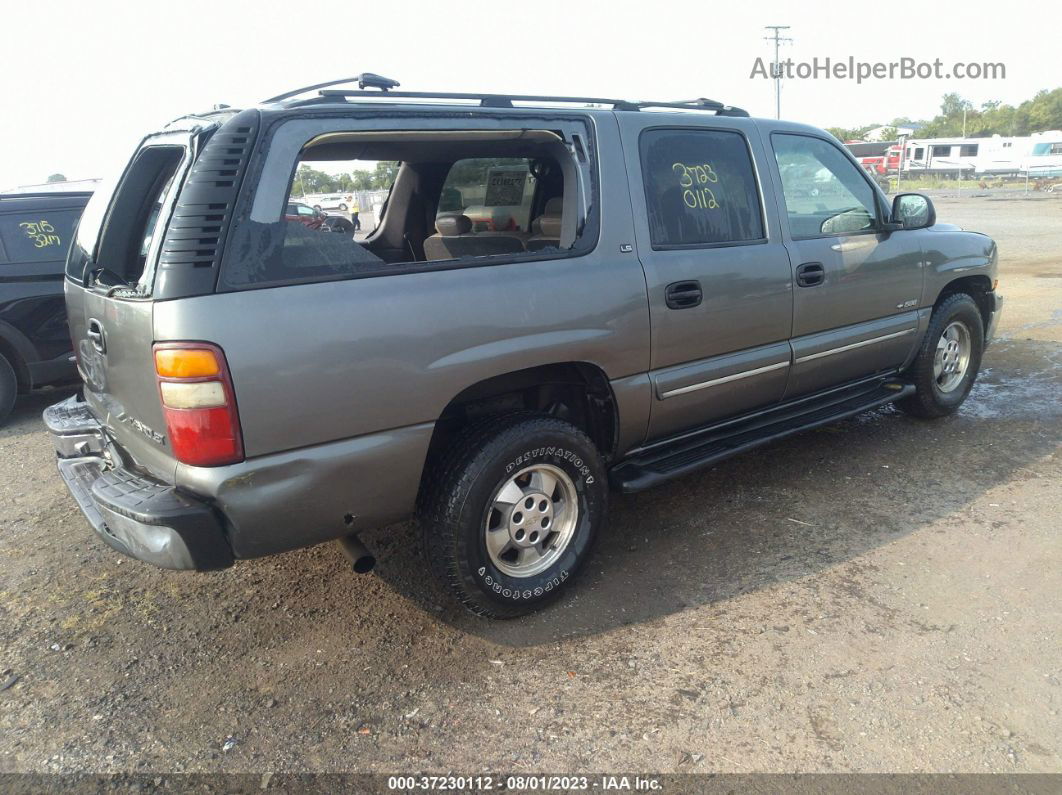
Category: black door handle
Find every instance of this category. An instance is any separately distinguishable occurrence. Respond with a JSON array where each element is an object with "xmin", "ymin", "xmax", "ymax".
[
  {"xmin": 796, "ymin": 262, "xmax": 825, "ymax": 287},
  {"xmin": 665, "ymin": 280, "xmax": 702, "ymax": 309}
]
